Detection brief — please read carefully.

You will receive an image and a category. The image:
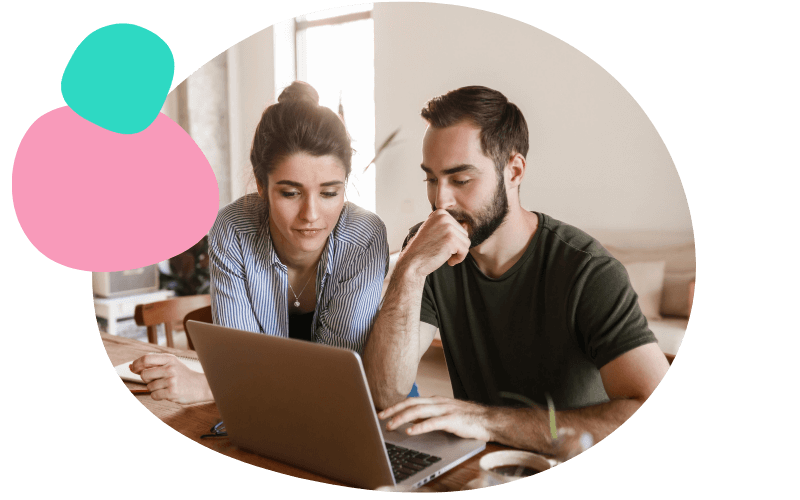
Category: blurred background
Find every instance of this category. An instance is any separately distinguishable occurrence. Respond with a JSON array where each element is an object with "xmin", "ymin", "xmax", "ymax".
[
  {"xmin": 97, "ymin": 3, "xmax": 693, "ymax": 360},
  {"xmin": 160, "ymin": 2, "xmax": 692, "ymax": 251}
]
